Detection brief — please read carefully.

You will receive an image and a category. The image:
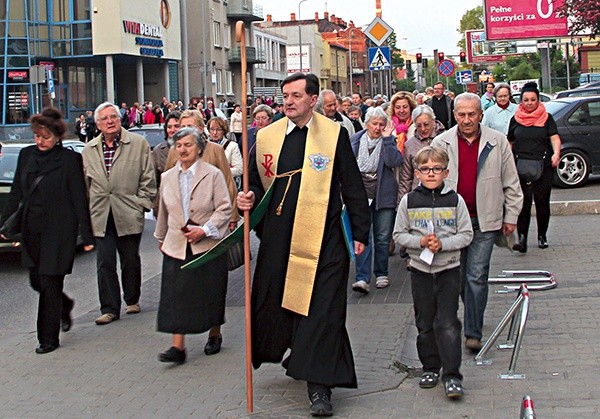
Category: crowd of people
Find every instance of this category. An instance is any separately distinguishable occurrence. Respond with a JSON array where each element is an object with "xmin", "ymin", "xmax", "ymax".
[{"xmin": 0, "ymin": 74, "xmax": 562, "ymax": 417}]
